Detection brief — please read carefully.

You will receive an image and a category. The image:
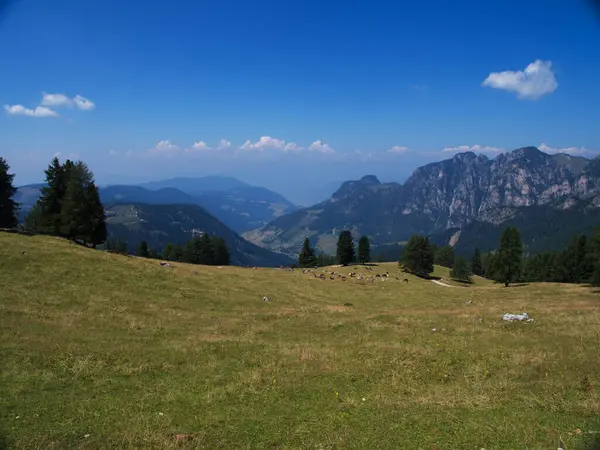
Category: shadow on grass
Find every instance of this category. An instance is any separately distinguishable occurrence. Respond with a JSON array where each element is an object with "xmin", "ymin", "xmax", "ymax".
[{"xmin": 581, "ymin": 433, "xmax": 600, "ymax": 450}]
